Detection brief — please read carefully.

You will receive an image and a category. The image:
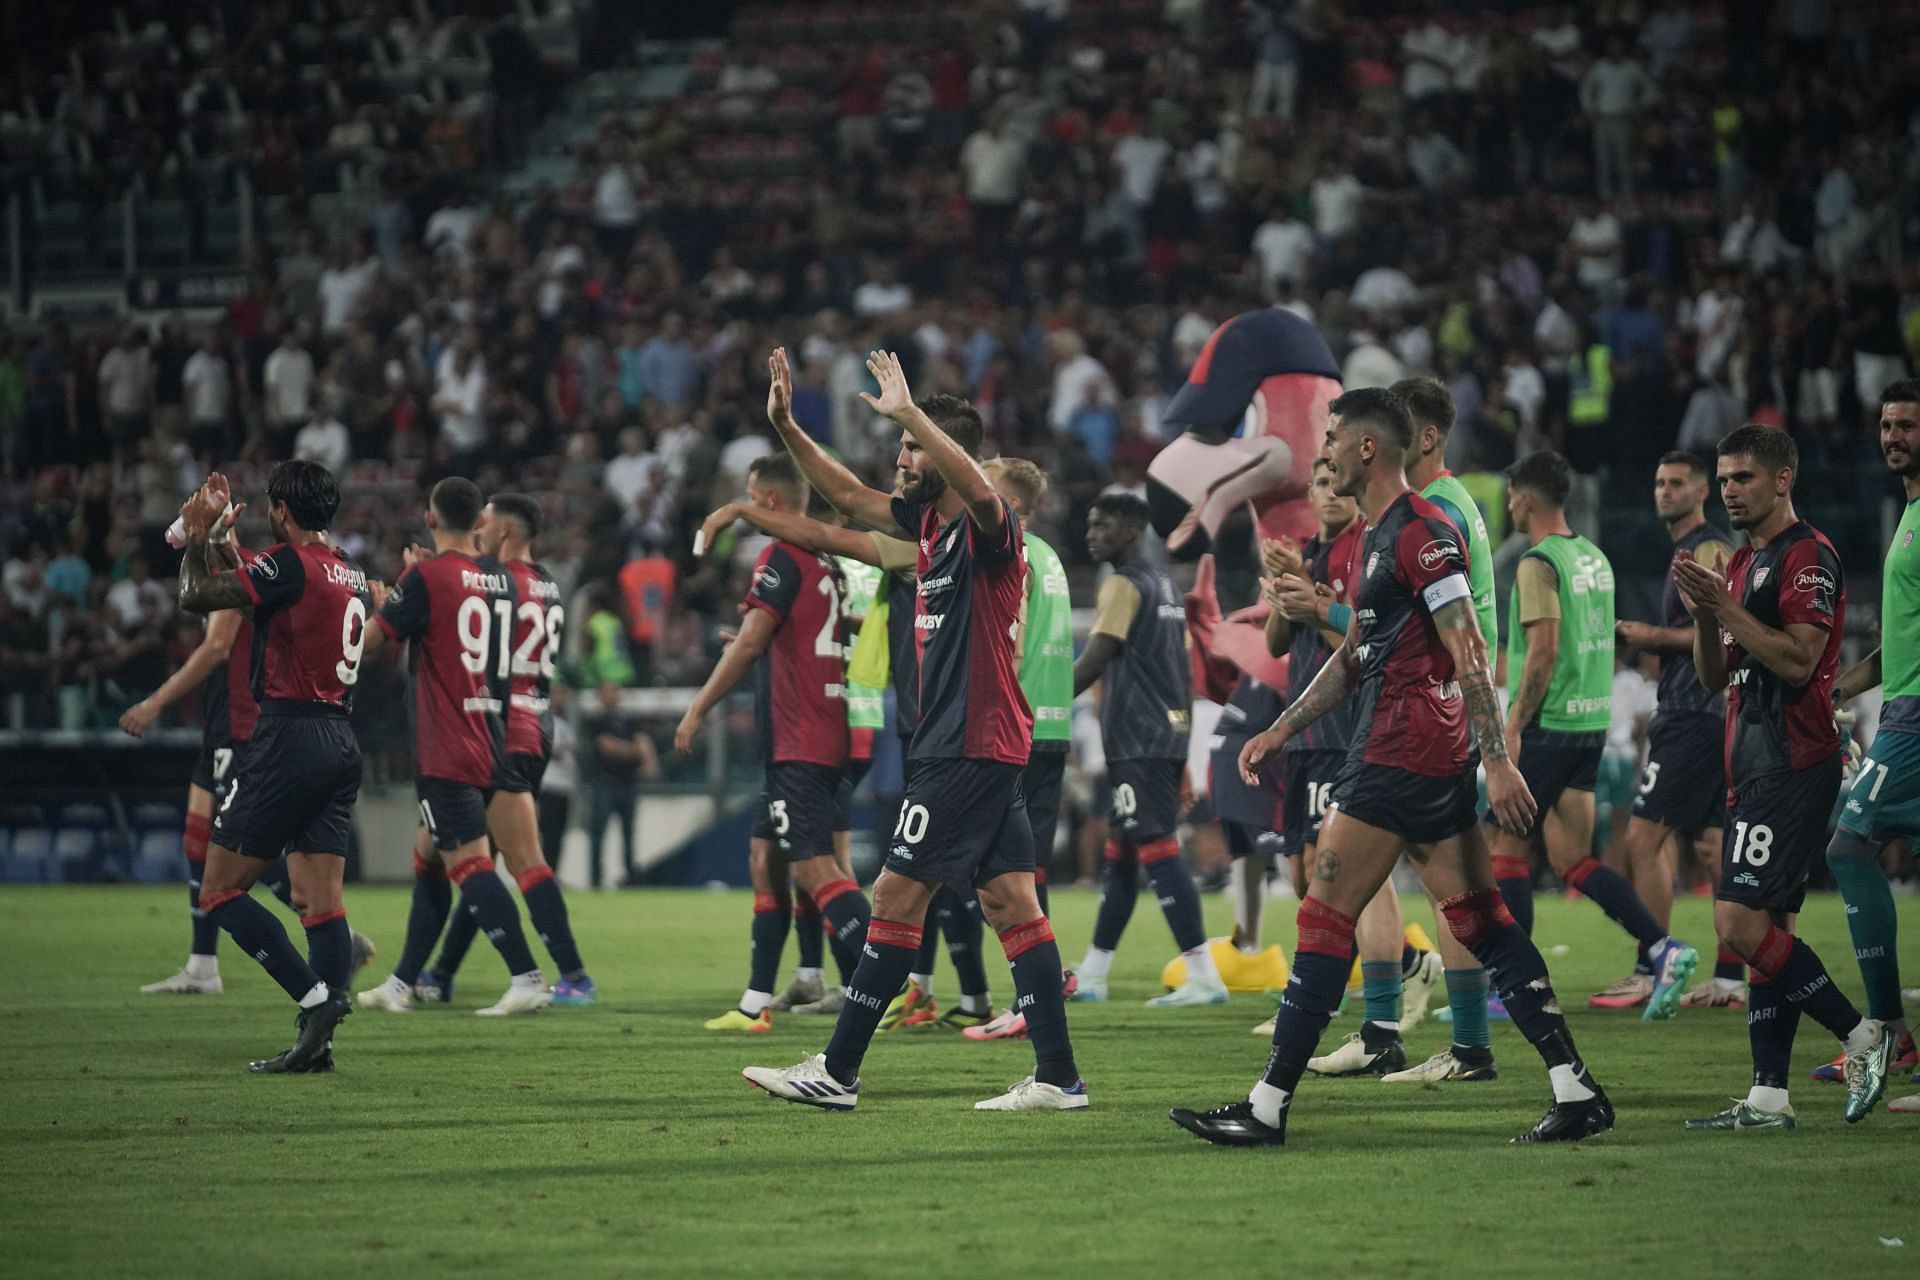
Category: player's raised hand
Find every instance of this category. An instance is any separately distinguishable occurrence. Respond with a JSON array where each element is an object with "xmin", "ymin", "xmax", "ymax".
[
  {"xmin": 1239, "ymin": 728, "xmax": 1285, "ymax": 785},
  {"xmin": 180, "ymin": 474, "xmax": 228, "ymax": 540},
  {"xmin": 857, "ymin": 349, "xmax": 914, "ymax": 420},
  {"xmin": 1484, "ymin": 756, "xmax": 1537, "ymax": 836},
  {"xmin": 402, "ymin": 543, "xmax": 432, "ymax": 569},
  {"xmin": 766, "ymin": 348, "xmax": 795, "ymax": 427}
]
